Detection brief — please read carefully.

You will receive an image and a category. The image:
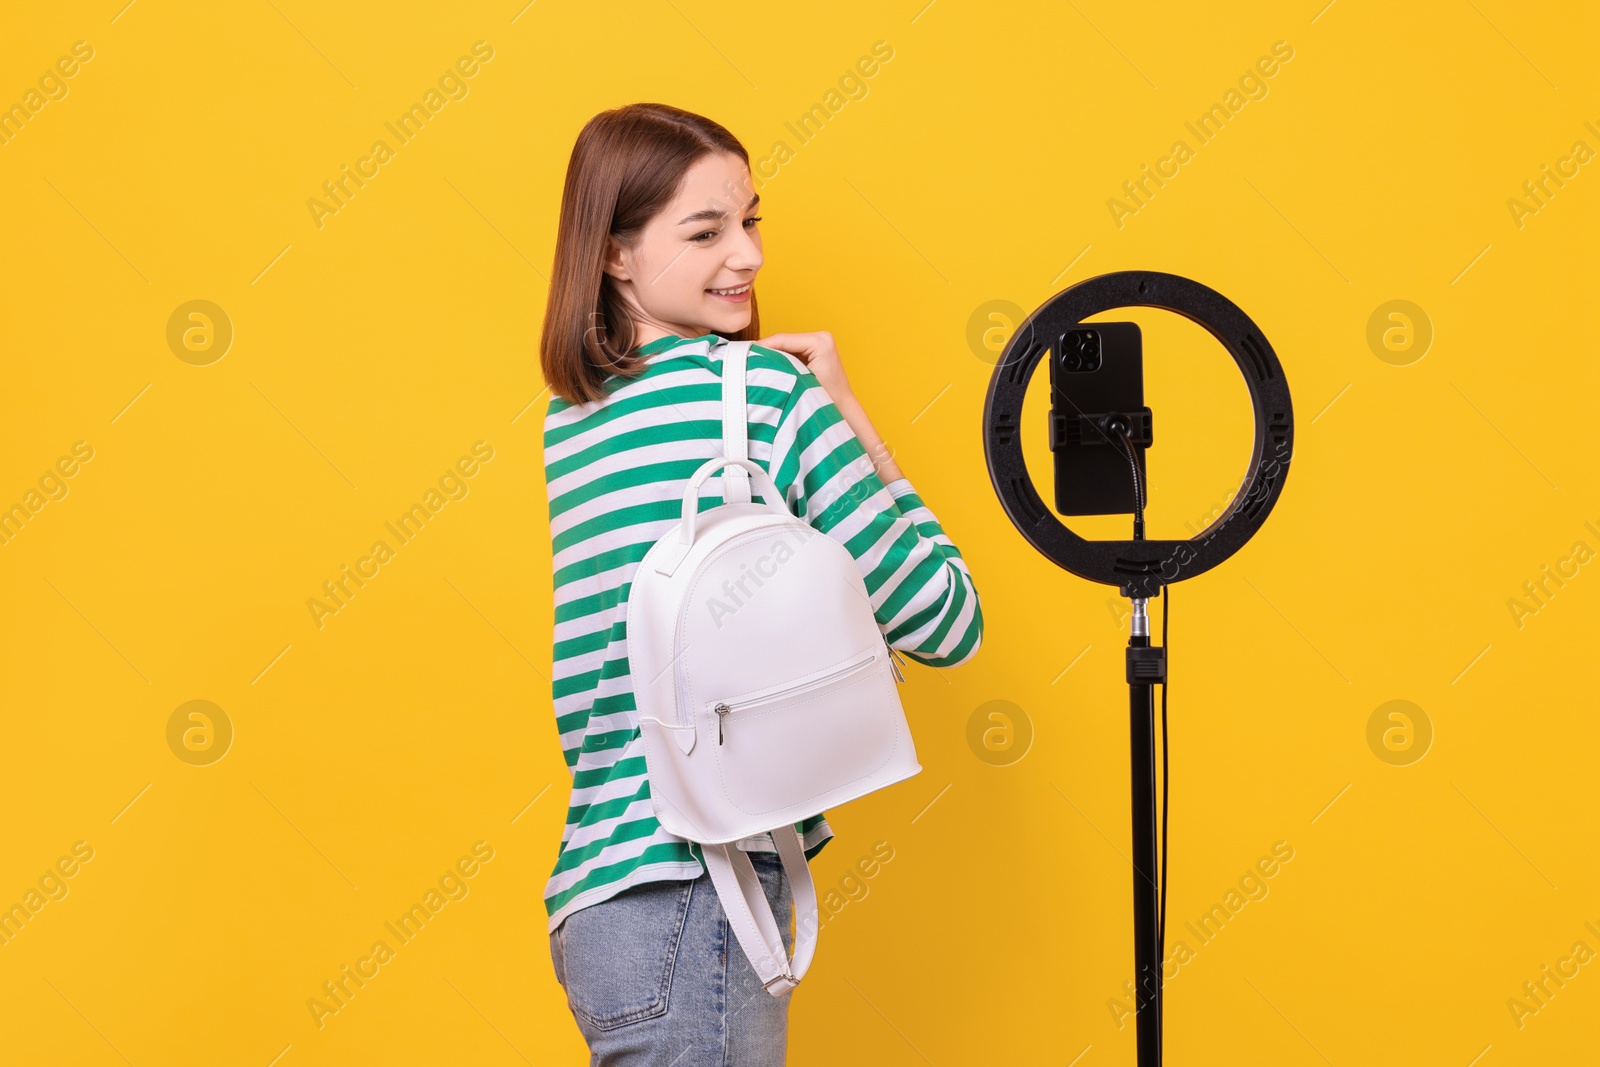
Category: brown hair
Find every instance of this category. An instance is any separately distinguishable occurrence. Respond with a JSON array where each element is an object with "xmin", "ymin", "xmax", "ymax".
[{"xmin": 540, "ymin": 103, "xmax": 762, "ymax": 406}]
